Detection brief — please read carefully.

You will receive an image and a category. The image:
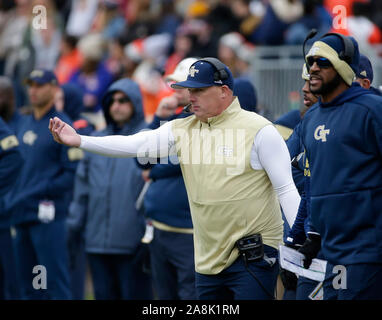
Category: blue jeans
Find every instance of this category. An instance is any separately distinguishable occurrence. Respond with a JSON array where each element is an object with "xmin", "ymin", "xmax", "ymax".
[
  {"xmin": 87, "ymin": 244, "xmax": 153, "ymax": 300},
  {"xmin": 13, "ymin": 220, "xmax": 72, "ymax": 299},
  {"xmin": 149, "ymin": 228, "xmax": 196, "ymax": 300},
  {"xmin": 196, "ymin": 245, "xmax": 279, "ymax": 300}
]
